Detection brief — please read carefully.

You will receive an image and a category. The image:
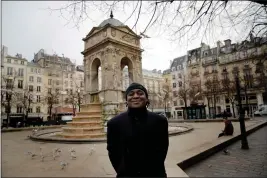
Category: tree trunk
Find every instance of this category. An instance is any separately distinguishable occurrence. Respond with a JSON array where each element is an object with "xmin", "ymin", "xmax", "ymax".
[
  {"xmin": 231, "ymin": 102, "xmax": 236, "ymax": 118},
  {"xmin": 6, "ymin": 101, "xmax": 11, "ymax": 128},
  {"xmin": 244, "ymin": 87, "xmax": 250, "ymax": 117},
  {"xmin": 213, "ymin": 94, "xmax": 216, "ymax": 119},
  {"xmin": 207, "ymin": 97, "xmax": 211, "ymax": 118},
  {"xmin": 184, "ymin": 97, "xmax": 188, "ymax": 119}
]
